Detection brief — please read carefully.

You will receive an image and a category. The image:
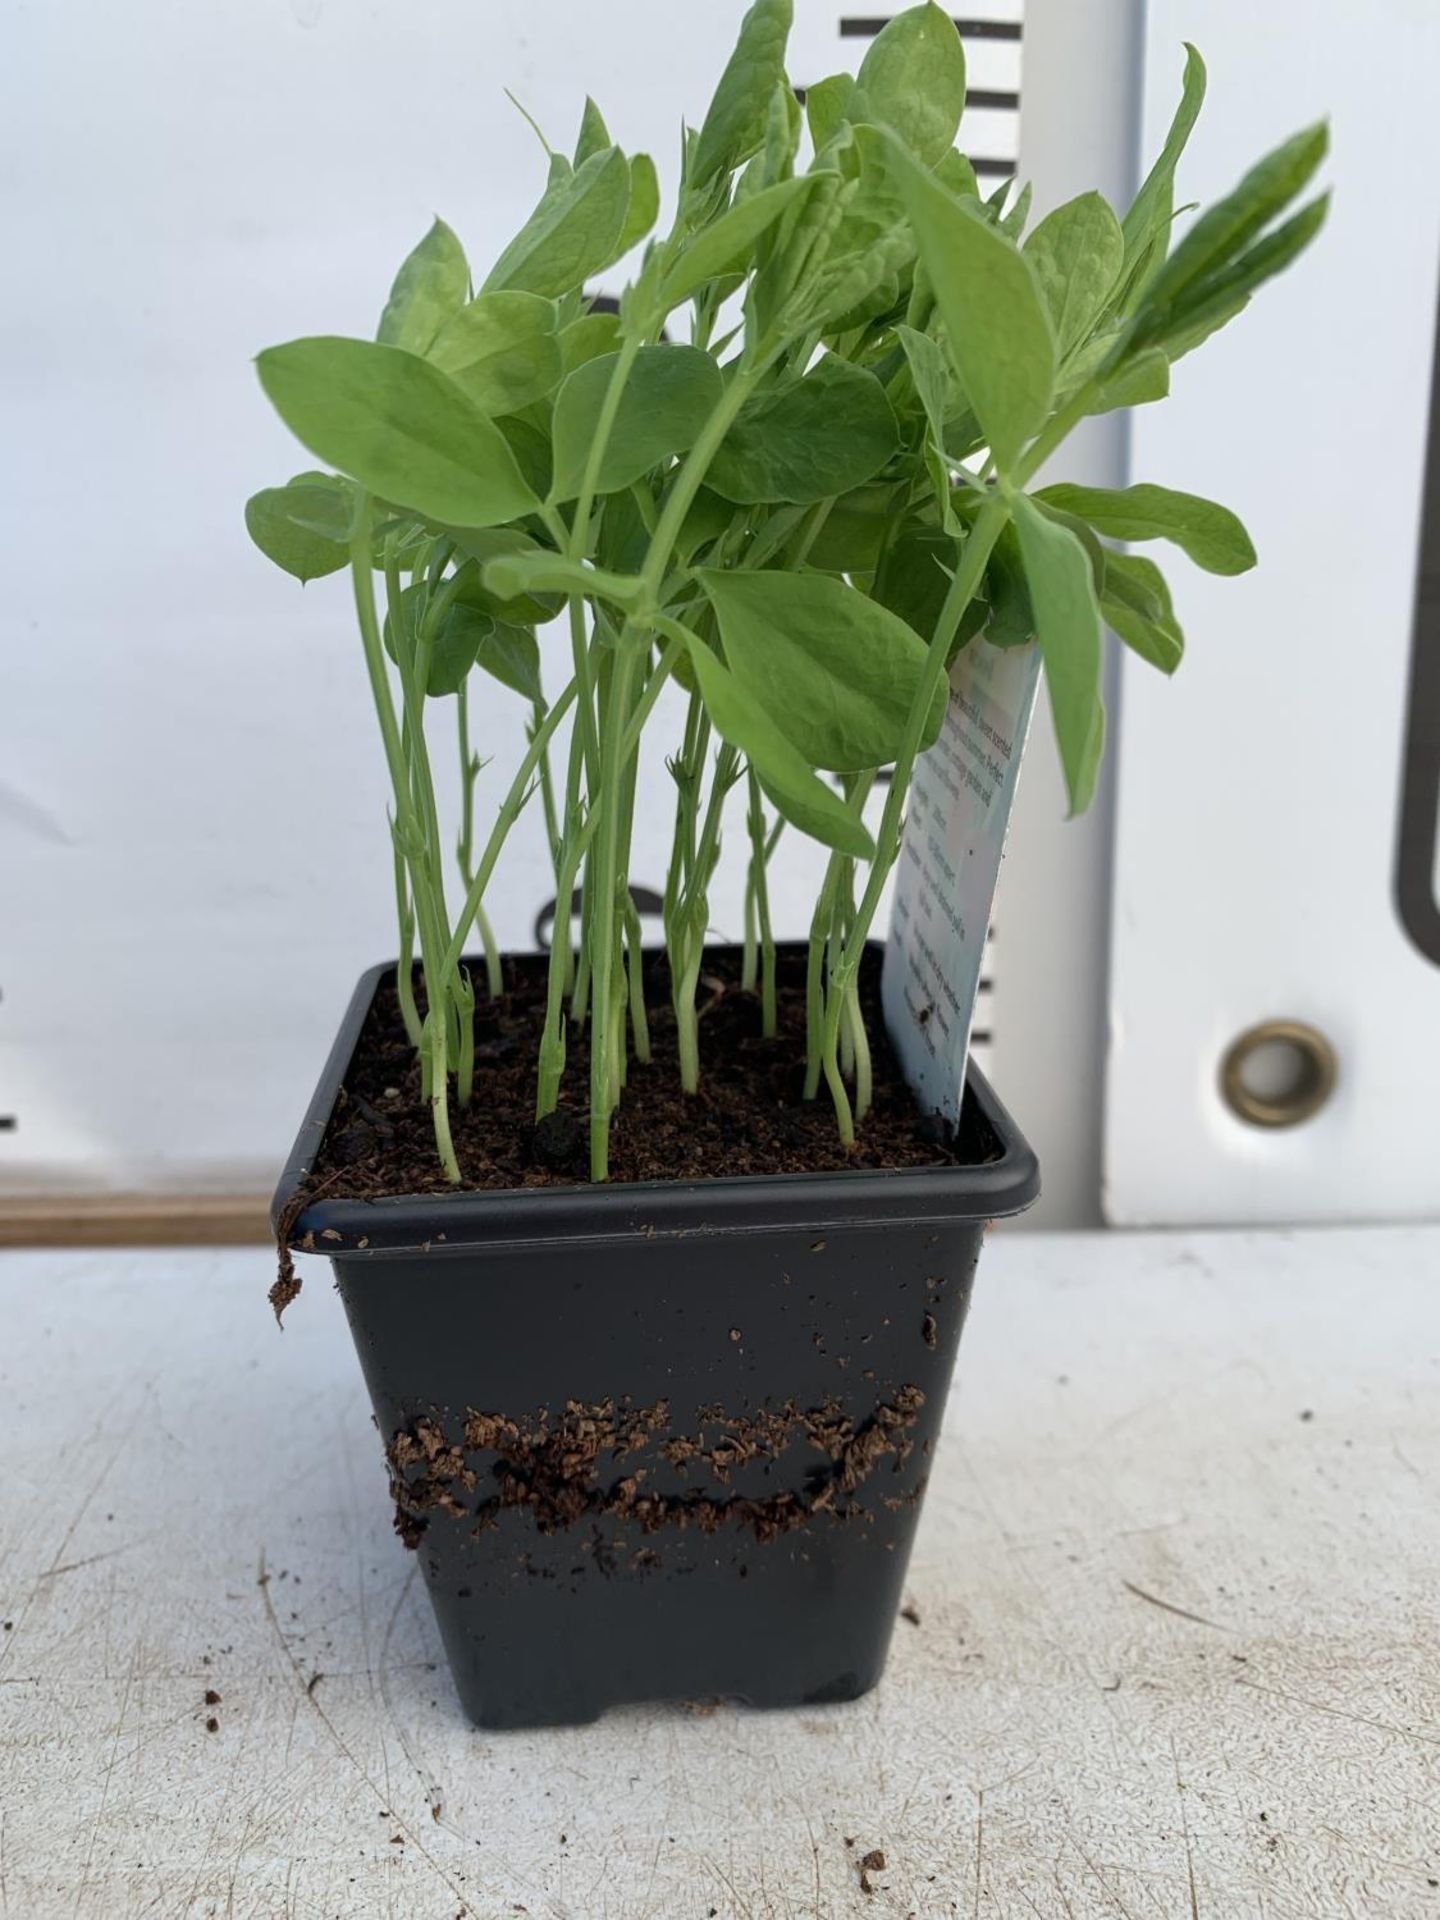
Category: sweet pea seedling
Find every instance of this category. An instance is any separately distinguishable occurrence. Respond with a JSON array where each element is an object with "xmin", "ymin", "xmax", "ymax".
[{"xmin": 248, "ymin": 1, "xmax": 1328, "ymax": 1183}]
